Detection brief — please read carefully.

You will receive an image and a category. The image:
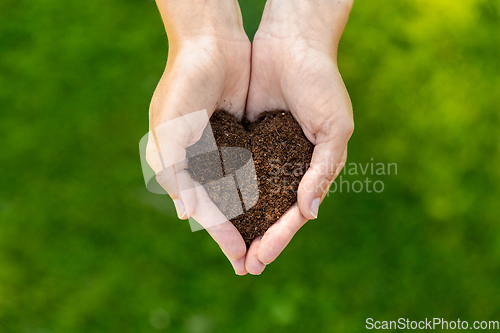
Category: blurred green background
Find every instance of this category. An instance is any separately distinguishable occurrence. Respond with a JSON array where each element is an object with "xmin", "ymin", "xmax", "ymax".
[{"xmin": 1, "ymin": 0, "xmax": 499, "ymax": 332}]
